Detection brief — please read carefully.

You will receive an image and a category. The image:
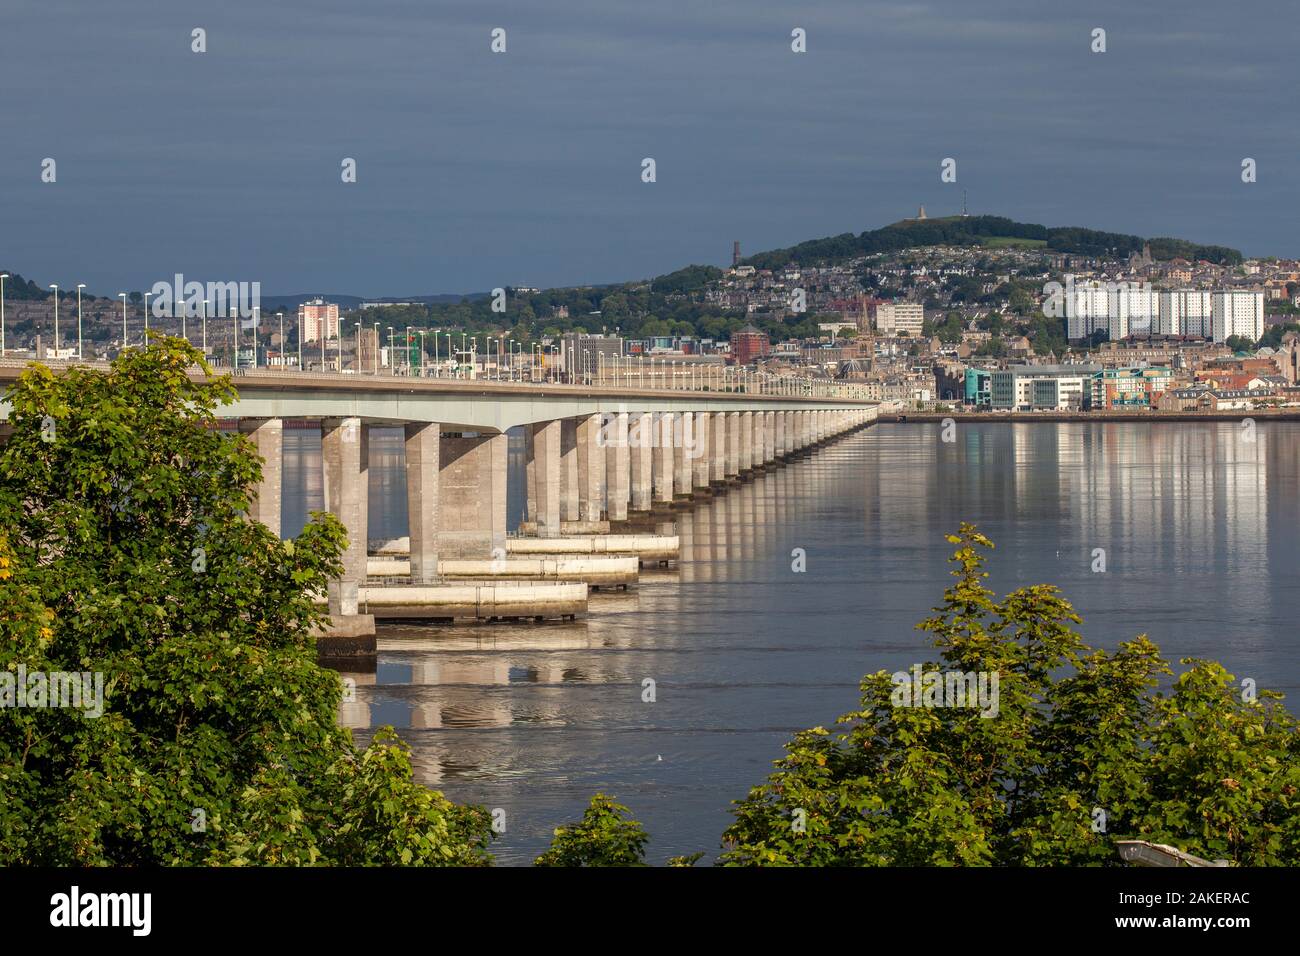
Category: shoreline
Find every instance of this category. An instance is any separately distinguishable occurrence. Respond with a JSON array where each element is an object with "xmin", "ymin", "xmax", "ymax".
[{"xmin": 881, "ymin": 410, "xmax": 1300, "ymax": 424}]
